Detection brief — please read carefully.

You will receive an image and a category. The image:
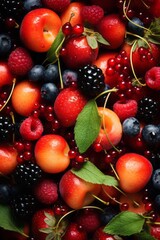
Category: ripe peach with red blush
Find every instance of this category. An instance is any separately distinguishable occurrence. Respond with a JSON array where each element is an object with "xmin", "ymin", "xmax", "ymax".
[
  {"xmin": 59, "ymin": 170, "xmax": 101, "ymax": 209},
  {"xmin": 34, "ymin": 134, "xmax": 70, "ymax": 173},
  {"xmin": 61, "ymin": 2, "xmax": 84, "ymax": 26},
  {"xmin": 0, "ymin": 145, "xmax": 18, "ymax": 175},
  {"xmin": 0, "ymin": 62, "xmax": 14, "ymax": 87},
  {"xmin": 11, "ymin": 80, "xmax": 41, "ymax": 116},
  {"xmin": 20, "ymin": 8, "xmax": 61, "ymax": 52},
  {"xmin": 116, "ymin": 153, "xmax": 153, "ymax": 193},
  {"xmin": 94, "ymin": 107, "xmax": 122, "ymax": 150}
]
